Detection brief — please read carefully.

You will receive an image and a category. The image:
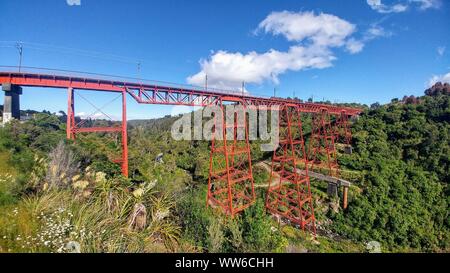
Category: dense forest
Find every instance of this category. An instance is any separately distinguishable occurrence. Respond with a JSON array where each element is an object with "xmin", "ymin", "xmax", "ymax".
[
  {"xmin": 0, "ymin": 83, "xmax": 448, "ymax": 253},
  {"xmin": 333, "ymin": 83, "xmax": 449, "ymax": 251}
]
